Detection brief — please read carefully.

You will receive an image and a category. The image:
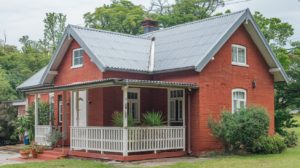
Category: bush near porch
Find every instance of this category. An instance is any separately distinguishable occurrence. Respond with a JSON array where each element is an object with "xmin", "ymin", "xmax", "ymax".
[{"xmin": 208, "ymin": 106, "xmax": 290, "ymax": 154}]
